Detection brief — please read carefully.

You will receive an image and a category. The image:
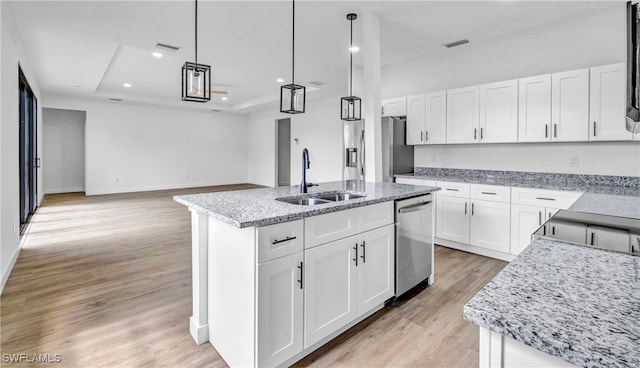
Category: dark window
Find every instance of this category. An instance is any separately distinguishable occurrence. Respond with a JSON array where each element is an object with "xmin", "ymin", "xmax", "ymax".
[{"xmin": 19, "ymin": 67, "xmax": 38, "ymax": 233}]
